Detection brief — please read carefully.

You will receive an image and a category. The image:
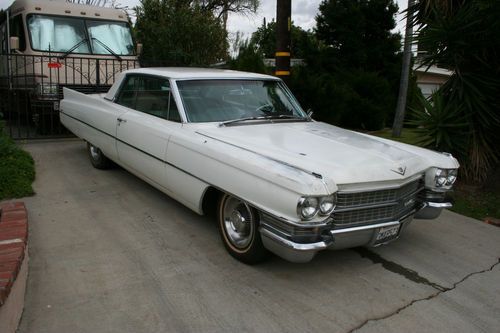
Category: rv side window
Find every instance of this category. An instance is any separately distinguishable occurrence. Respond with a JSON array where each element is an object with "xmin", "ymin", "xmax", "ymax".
[
  {"xmin": 9, "ymin": 15, "xmax": 26, "ymax": 51},
  {"xmin": 0, "ymin": 12, "xmax": 6, "ymax": 53},
  {"xmin": 1, "ymin": 21, "xmax": 6, "ymax": 54}
]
